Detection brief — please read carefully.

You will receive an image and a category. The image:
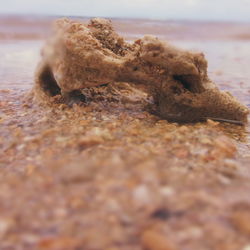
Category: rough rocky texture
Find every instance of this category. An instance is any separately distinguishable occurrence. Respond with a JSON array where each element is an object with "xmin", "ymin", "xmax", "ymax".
[{"xmin": 34, "ymin": 18, "xmax": 248, "ymax": 124}]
